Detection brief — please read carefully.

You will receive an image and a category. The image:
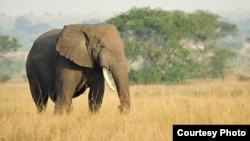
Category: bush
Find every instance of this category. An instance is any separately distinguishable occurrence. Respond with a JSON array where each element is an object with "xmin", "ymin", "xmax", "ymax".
[
  {"xmin": 129, "ymin": 67, "xmax": 162, "ymax": 84},
  {"xmin": 0, "ymin": 73, "xmax": 11, "ymax": 83},
  {"xmin": 163, "ymin": 66, "xmax": 186, "ymax": 83},
  {"xmin": 129, "ymin": 66, "xmax": 190, "ymax": 84},
  {"xmin": 238, "ymin": 75, "xmax": 250, "ymax": 81}
]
